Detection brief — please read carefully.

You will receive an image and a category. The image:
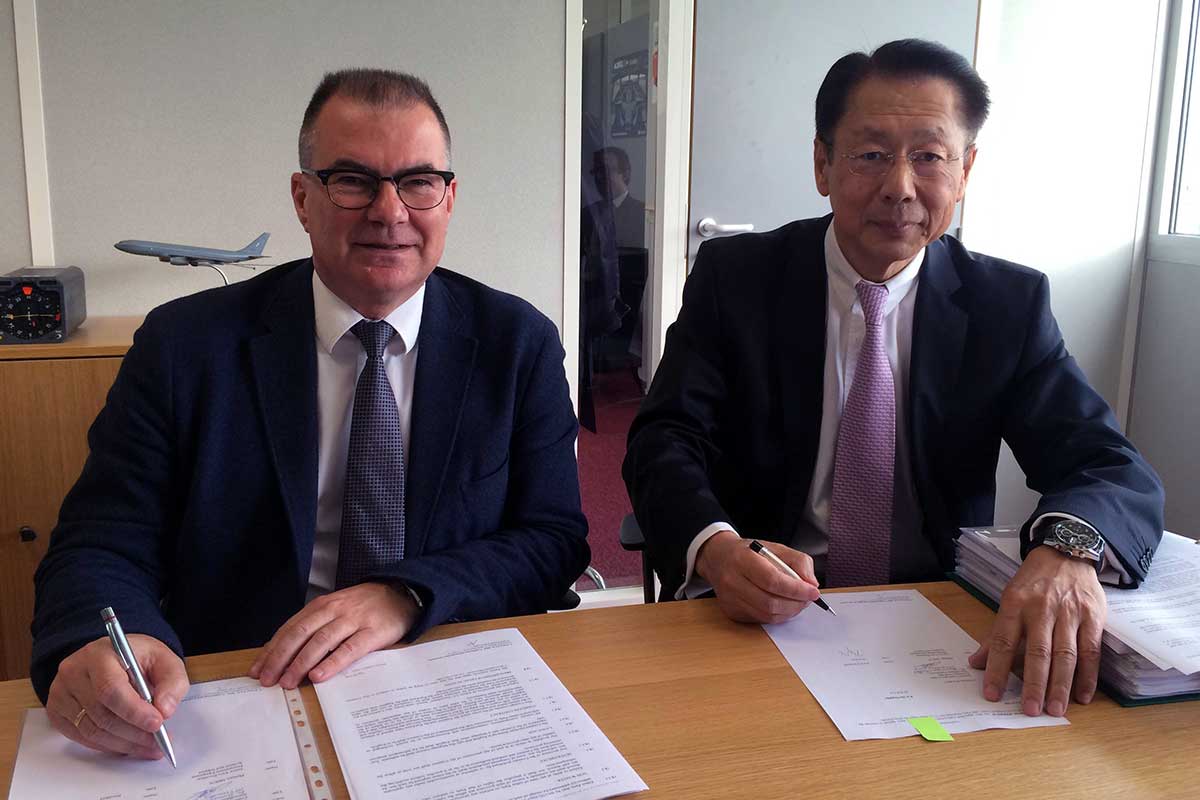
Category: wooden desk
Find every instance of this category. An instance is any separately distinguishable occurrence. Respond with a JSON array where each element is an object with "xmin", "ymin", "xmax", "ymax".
[{"xmin": 1, "ymin": 583, "xmax": 1195, "ymax": 799}]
